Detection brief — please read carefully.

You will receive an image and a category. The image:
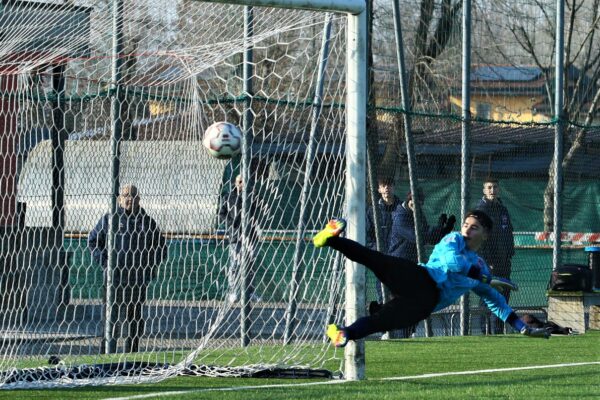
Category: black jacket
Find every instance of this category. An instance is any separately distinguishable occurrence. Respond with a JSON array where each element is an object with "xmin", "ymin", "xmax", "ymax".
[
  {"xmin": 476, "ymin": 197, "xmax": 515, "ymax": 266},
  {"xmin": 88, "ymin": 206, "xmax": 167, "ymax": 284},
  {"xmin": 218, "ymin": 190, "xmax": 258, "ymax": 244},
  {"xmin": 366, "ymin": 196, "xmax": 442, "ymax": 261}
]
